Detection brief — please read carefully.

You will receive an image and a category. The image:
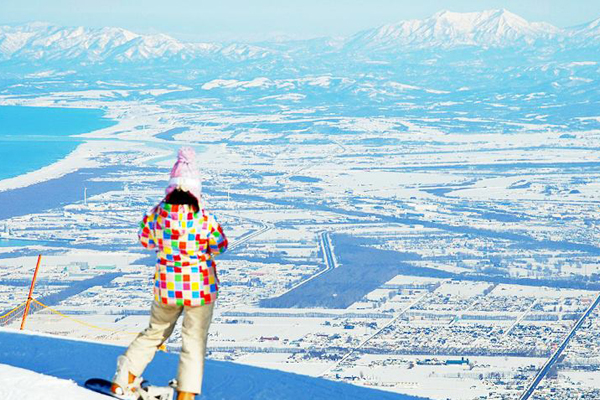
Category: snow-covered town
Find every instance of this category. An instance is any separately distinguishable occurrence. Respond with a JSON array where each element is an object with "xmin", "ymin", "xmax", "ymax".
[{"xmin": 2, "ymin": 5, "xmax": 600, "ymax": 400}]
